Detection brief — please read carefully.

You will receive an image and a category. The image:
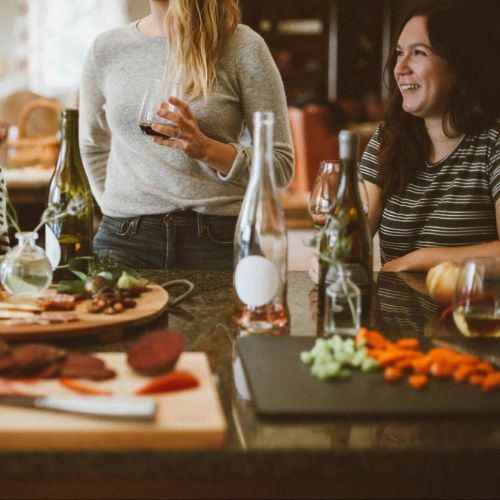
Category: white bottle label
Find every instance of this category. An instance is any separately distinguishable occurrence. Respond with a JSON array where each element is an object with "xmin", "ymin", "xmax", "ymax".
[
  {"xmin": 45, "ymin": 225, "xmax": 61, "ymax": 270},
  {"xmin": 235, "ymin": 255, "xmax": 279, "ymax": 307}
]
